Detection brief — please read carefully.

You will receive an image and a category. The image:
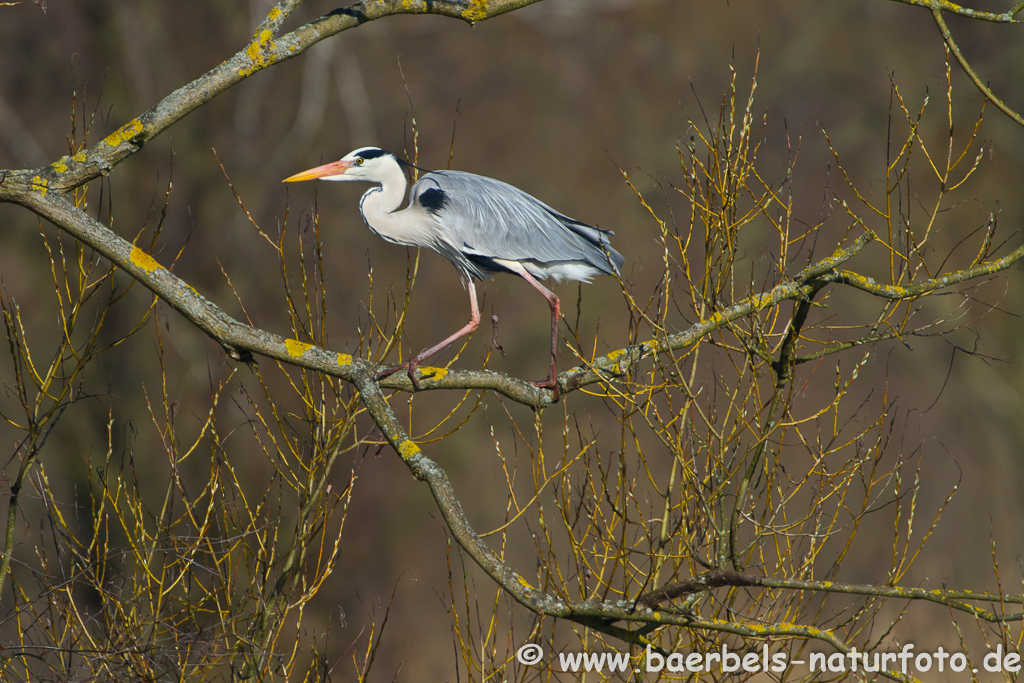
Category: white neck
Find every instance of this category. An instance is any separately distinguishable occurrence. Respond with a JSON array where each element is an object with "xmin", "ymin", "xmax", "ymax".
[
  {"xmin": 360, "ymin": 159, "xmax": 407, "ymax": 215},
  {"xmin": 357, "ymin": 160, "xmax": 435, "ymax": 247}
]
